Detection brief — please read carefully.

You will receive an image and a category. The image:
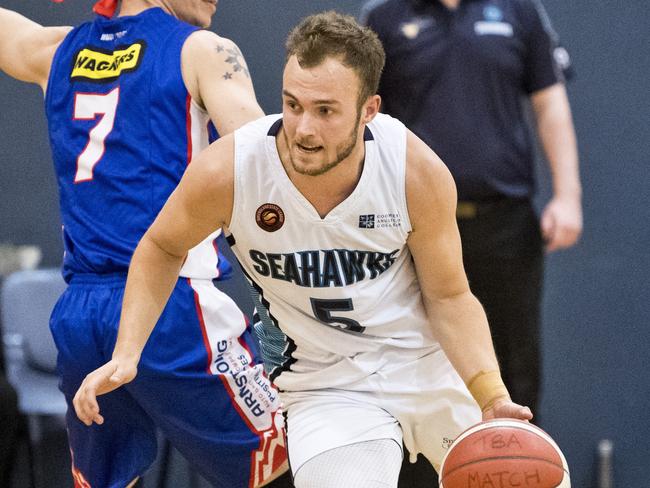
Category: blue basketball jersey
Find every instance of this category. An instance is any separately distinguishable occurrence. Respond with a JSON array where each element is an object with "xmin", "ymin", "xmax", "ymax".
[{"xmin": 45, "ymin": 8, "xmax": 228, "ymax": 281}]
